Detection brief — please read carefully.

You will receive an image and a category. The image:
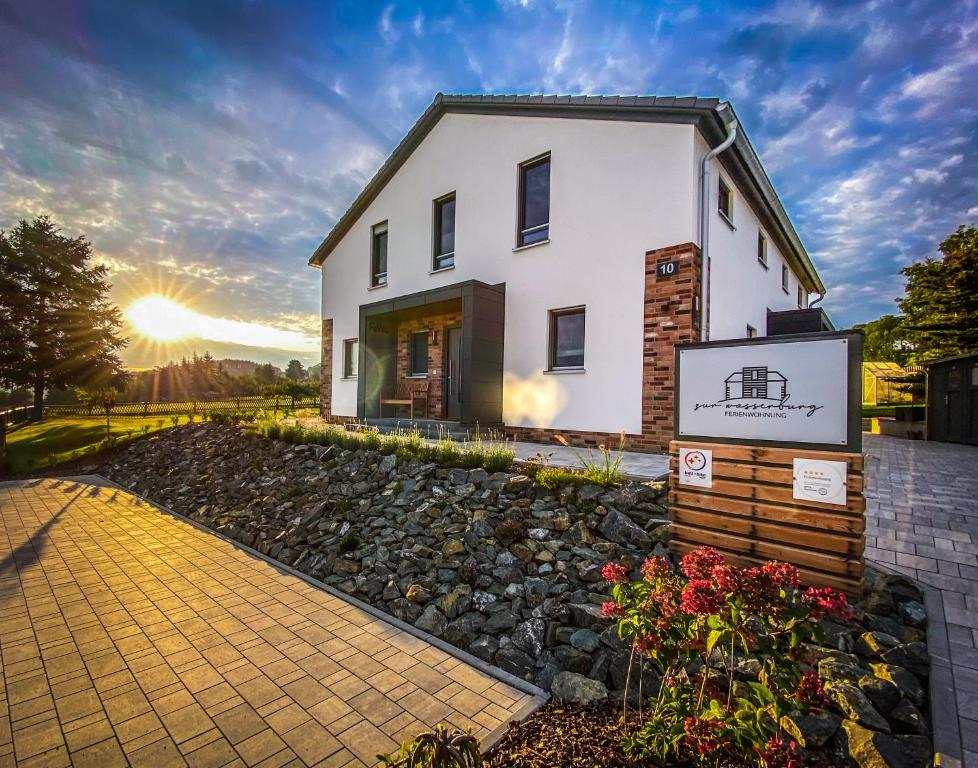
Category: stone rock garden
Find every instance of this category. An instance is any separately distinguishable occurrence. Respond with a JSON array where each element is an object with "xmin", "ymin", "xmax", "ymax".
[{"xmin": 93, "ymin": 423, "xmax": 933, "ymax": 768}]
